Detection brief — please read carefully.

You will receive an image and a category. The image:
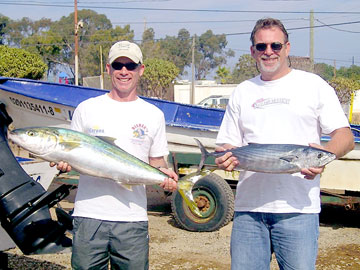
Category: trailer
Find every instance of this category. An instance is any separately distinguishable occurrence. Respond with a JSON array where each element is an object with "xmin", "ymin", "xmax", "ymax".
[{"xmin": 168, "ymin": 135, "xmax": 360, "ymax": 232}]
